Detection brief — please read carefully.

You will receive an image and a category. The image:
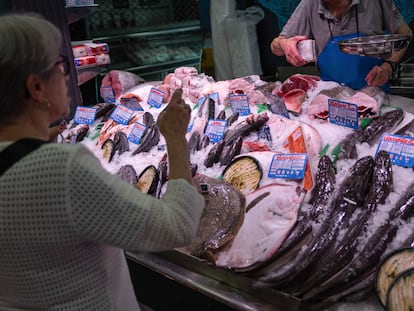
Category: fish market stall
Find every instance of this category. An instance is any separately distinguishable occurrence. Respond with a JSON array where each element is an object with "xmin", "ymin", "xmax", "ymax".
[{"xmin": 62, "ymin": 68, "xmax": 414, "ymax": 310}]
